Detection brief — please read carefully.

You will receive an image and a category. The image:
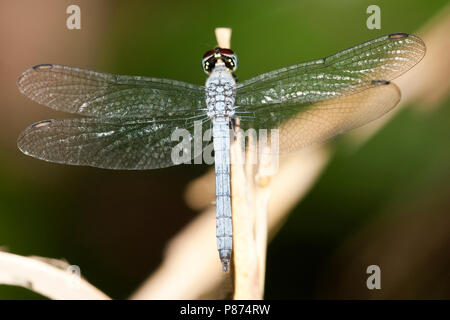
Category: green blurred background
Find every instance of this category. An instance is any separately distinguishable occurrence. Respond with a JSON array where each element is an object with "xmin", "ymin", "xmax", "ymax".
[{"xmin": 0, "ymin": 0, "xmax": 449, "ymax": 299}]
